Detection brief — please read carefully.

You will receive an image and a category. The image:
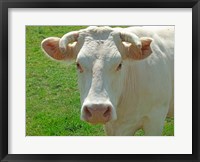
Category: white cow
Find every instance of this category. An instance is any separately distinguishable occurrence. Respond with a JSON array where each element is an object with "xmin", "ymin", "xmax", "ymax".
[{"xmin": 41, "ymin": 26, "xmax": 174, "ymax": 136}]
